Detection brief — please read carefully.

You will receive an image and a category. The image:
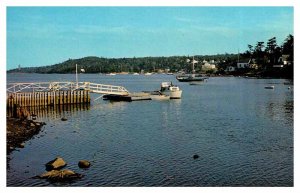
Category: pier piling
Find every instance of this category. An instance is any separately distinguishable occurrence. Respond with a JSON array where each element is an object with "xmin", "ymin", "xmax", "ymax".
[{"xmin": 7, "ymin": 90, "xmax": 91, "ymax": 109}]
